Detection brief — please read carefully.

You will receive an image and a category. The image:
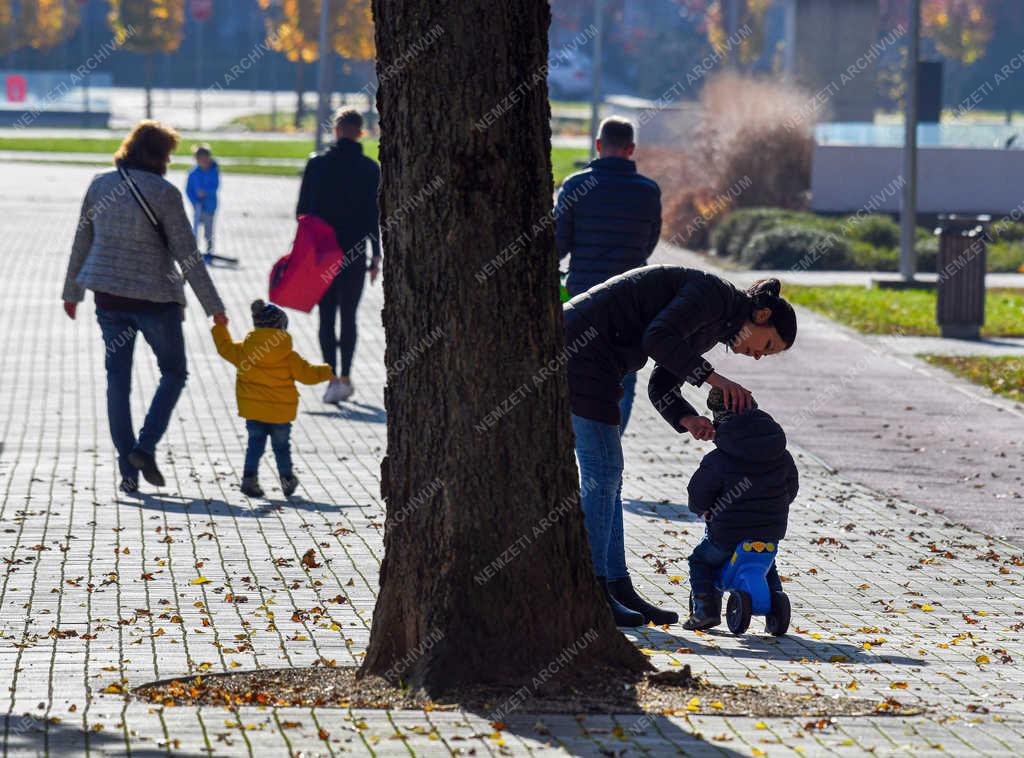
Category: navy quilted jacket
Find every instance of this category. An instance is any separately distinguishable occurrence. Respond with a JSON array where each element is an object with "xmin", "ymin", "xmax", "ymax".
[
  {"xmin": 687, "ymin": 409, "xmax": 799, "ymax": 546},
  {"xmin": 555, "ymin": 157, "xmax": 661, "ymax": 297}
]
